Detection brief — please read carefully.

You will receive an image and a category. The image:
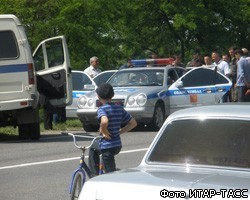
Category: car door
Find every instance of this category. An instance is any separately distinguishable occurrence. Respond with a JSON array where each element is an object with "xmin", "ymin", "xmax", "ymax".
[
  {"xmin": 93, "ymin": 70, "xmax": 117, "ymax": 86},
  {"xmin": 33, "ymin": 35, "xmax": 72, "ymax": 106},
  {"xmin": 168, "ymin": 67, "xmax": 232, "ymax": 113},
  {"xmin": 66, "ymin": 71, "xmax": 96, "ymax": 118}
]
